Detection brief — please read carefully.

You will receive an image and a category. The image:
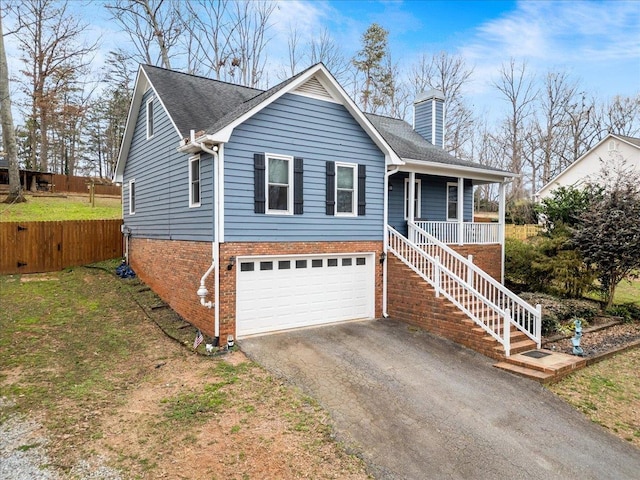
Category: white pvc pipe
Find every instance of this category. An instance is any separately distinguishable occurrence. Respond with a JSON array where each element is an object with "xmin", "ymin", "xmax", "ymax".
[{"xmin": 195, "ymin": 139, "xmax": 220, "ymax": 340}]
